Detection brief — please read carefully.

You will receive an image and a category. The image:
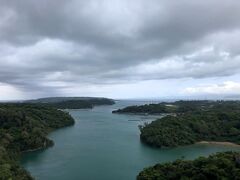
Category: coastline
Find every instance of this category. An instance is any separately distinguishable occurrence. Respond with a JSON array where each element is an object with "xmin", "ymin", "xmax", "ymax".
[
  {"xmin": 112, "ymin": 111, "xmax": 173, "ymax": 116},
  {"xmin": 197, "ymin": 141, "xmax": 240, "ymax": 147}
]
